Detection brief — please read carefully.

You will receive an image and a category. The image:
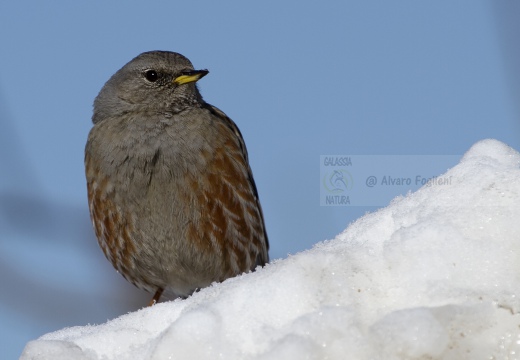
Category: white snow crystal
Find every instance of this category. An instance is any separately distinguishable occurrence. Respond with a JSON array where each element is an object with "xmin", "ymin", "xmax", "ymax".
[{"xmin": 21, "ymin": 139, "xmax": 520, "ymax": 360}]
